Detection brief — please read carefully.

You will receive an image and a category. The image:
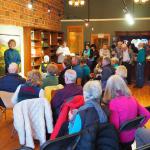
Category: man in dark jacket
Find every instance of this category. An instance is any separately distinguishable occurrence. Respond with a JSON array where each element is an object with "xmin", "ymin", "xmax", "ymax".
[
  {"xmin": 101, "ymin": 57, "xmax": 115, "ymax": 90},
  {"xmin": 52, "ymin": 69, "xmax": 83, "ymax": 123},
  {"xmin": 0, "ymin": 63, "xmax": 25, "ymax": 108},
  {"xmin": 0, "ymin": 63, "xmax": 25, "ymax": 93}
]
